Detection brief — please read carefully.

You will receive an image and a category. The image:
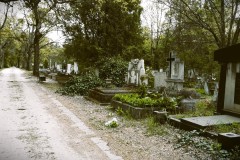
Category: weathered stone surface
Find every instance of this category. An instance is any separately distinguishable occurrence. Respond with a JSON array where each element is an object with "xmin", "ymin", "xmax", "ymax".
[
  {"xmin": 111, "ymin": 100, "xmax": 162, "ymax": 119},
  {"xmin": 181, "ymin": 115, "xmax": 240, "ymax": 129},
  {"xmin": 87, "ymin": 88, "xmax": 136, "ymax": 105}
]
